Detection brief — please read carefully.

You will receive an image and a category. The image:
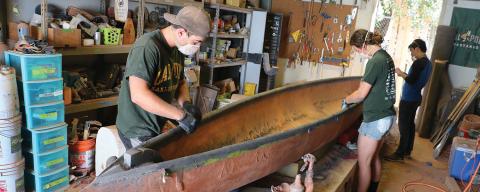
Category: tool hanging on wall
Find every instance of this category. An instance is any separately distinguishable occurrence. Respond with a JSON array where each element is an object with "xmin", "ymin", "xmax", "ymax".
[
  {"xmin": 114, "ymin": 0, "xmax": 128, "ymax": 22},
  {"xmin": 283, "ymin": 0, "xmax": 356, "ymax": 68},
  {"xmin": 123, "ymin": 18, "xmax": 136, "ymax": 44}
]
